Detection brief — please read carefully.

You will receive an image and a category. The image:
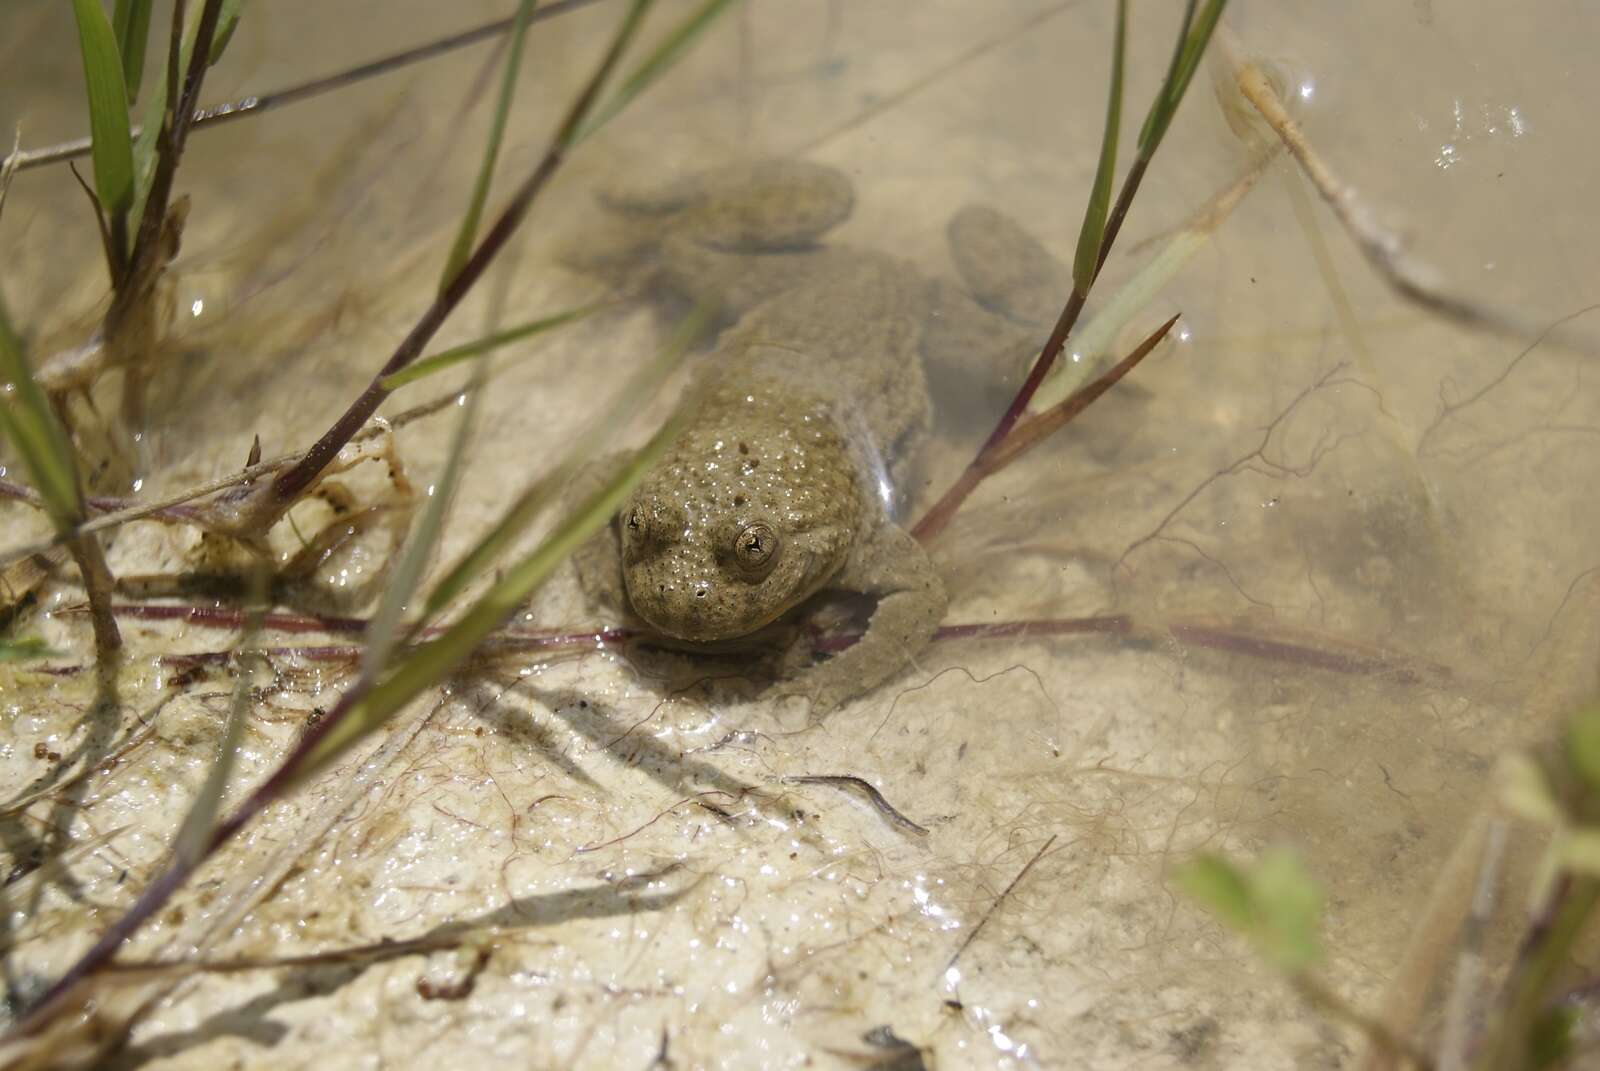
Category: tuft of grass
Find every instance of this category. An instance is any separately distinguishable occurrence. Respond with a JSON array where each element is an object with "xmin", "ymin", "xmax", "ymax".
[
  {"xmin": 0, "ymin": 293, "xmax": 121, "ymax": 660},
  {"xmin": 914, "ymin": 0, "xmax": 1228, "ymax": 542},
  {"xmin": 8, "ymin": 0, "xmax": 744, "ymax": 1032}
]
